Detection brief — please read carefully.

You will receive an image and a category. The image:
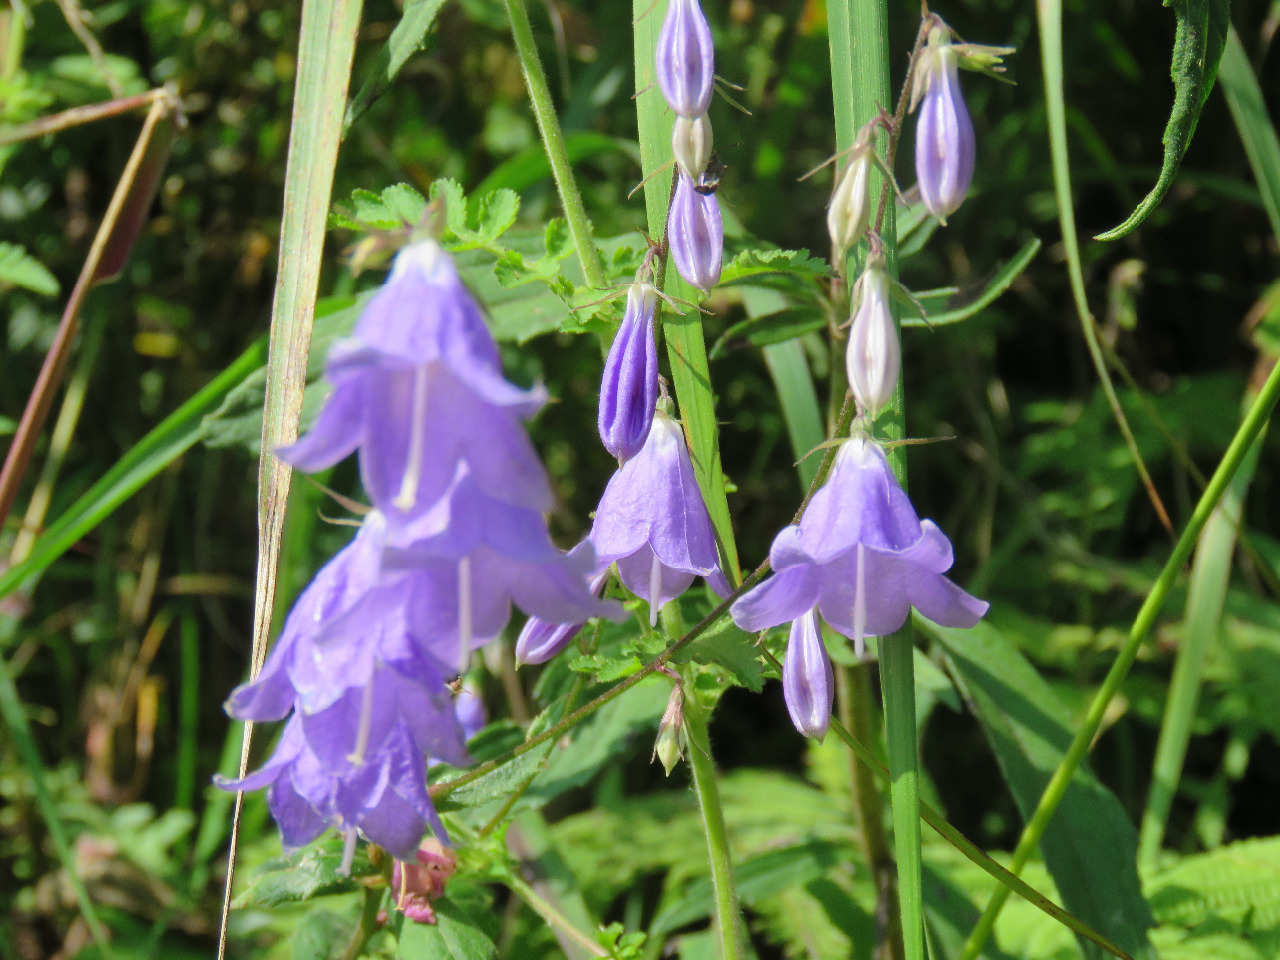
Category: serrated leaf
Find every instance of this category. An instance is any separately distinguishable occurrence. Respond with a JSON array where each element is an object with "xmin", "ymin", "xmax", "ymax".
[
  {"xmin": 672, "ymin": 616, "xmax": 765, "ymax": 692},
  {"xmin": 1147, "ymin": 836, "xmax": 1280, "ymax": 931},
  {"xmin": 431, "ymin": 178, "xmax": 470, "ymax": 238},
  {"xmin": 398, "ymin": 896, "xmax": 498, "ymax": 960},
  {"xmin": 544, "ymin": 218, "xmax": 573, "ymax": 260},
  {"xmin": 926, "ymin": 619, "xmax": 1158, "ymax": 960},
  {"xmin": 1097, "ymin": 0, "xmax": 1229, "ymax": 240},
  {"xmin": 0, "ymin": 242, "xmax": 59, "ymax": 296},
  {"xmin": 719, "ymin": 247, "xmax": 831, "ymax": 287},
  {"xmin": 907, "ymin": 237, "xmax": 1042, "ymax": 328},
  {"xmin": 474, "ymin": 189, "xmax": 520, "ymax": 243},
  {"xmin": 345, "ymin": 0, "xmax": 449, "ymax": 129},
  {"xmin": 709, "ymin": 307, "xmax": 825, "ymax": 359},
  {"xmin": 435, "ymin": 739, "xmax": 554, "ymax": 810},
  {"xmin": 383, "ymin": 183, "xmax": 428, "ymax": 226},
  {"xmin": 231, "ymin": 840, "xmax": 377, "ymax": 908}
]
